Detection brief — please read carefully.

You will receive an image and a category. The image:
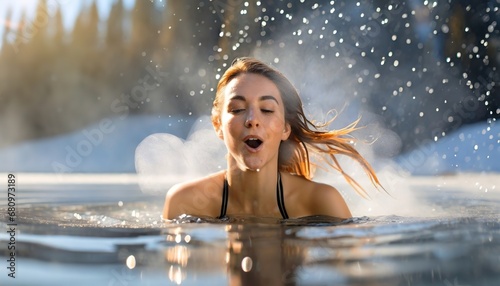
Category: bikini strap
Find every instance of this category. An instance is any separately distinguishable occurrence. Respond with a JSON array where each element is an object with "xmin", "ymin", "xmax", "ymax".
[
  {"xmin": 276, "ymin": 172, "xmax": 289, "ymax": 219},
  {"xmin": 220, "ymin": 172, "xmax": 288, "ymax": 219},
  {"xmin": 219, "ymin": 176, "xmax": 229, "ymax": 219}
]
